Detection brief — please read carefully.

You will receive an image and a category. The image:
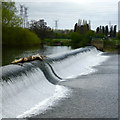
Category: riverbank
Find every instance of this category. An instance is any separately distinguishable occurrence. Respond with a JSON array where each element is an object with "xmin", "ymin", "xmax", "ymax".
[{"xmin": 32, "ymin": 53, "xmax": 118, "ymax": 118}]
